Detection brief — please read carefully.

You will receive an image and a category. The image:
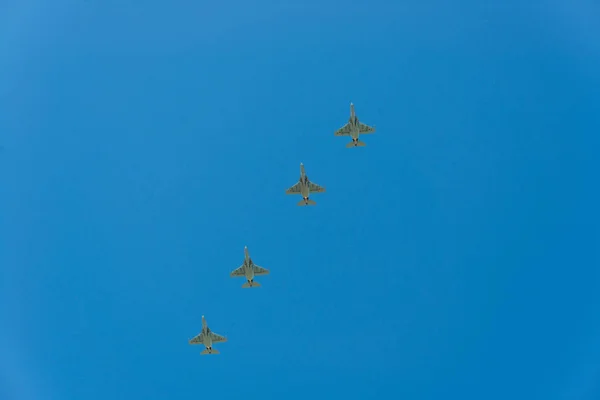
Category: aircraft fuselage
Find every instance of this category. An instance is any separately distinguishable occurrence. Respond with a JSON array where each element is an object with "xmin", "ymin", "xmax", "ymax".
[
  {"xmin": 201, "ymin": 318, "xmax": 213, "ymax": 349},
  {"xmin": 203, "ymin": 332, "xmax": 212, "ymax": 348},
  {"xmin": 243, "ymin": 260, "xmax": 254, "ymax": 281},
  {"xmin": 348, "ymin": 103, "xmax": 361, "ymax": 139},
  {"xmin": 299, "ymin": 164, "xmax": 311, "ymax": 199},
  {"xmin": 243, "ymin": 247, "xmax": 255, "ymax": 282}
]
